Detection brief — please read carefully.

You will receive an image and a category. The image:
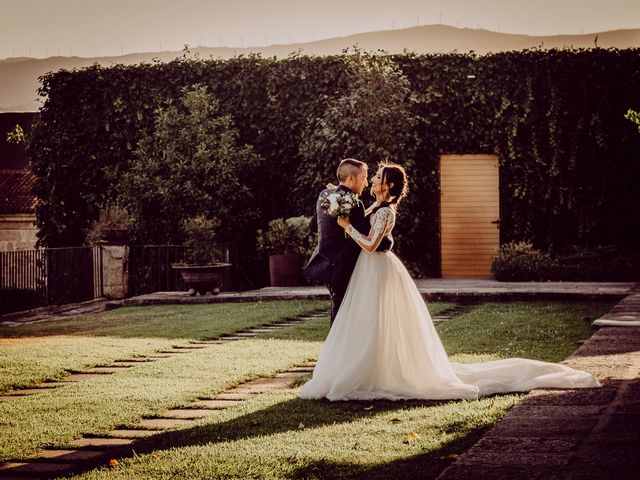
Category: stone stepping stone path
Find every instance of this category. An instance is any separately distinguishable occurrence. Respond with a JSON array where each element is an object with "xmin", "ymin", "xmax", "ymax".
[
  {"xmin": 593, "ymin": 289, "xmax": 640, "ymax": 327},
  {"xmin": 0, "ymin": 304, "xmax": 472, "ymax": 477},
  {"xmin": 0, "ymin": 359, "xmax": 318, "ymax": 479},
  {"xmin": 431, "ymin": 302, "xmax": 476, "ymax": 324},
  {"xmin": 0, "ymin": 310, "xmax": 326, "ymax": 478},
  {"xmin": 0, "ymin": 308, "xmax": 328, "ymax": 402}
]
